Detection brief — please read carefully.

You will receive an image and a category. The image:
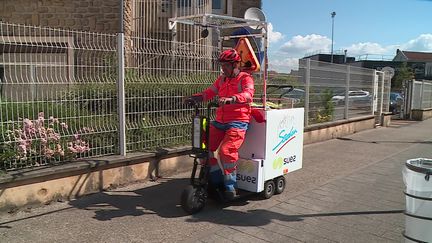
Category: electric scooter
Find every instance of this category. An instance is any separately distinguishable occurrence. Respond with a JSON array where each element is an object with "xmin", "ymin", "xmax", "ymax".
[{"xmin": 181, "ymin": 85, "xmax": 304, "ymax": 215}]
